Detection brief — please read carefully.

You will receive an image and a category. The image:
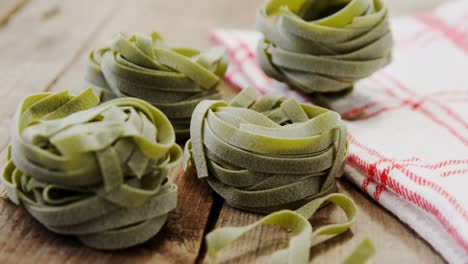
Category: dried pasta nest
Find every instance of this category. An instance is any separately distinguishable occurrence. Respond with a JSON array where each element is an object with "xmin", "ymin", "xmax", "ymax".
[
  {"xmin": 185, "ymin": 88, "xmax": 348, "ymax": 213},
  {"xmin": 85, "ymin": 32, "xmax": 229, "ymax": 140},
  {"xmin": 2, "ymin": 88, "xmax": 181, "ymax": 250},
  {"xmin": 256, "ymin": 0, "xmax": 393, "ymax": 99}
]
